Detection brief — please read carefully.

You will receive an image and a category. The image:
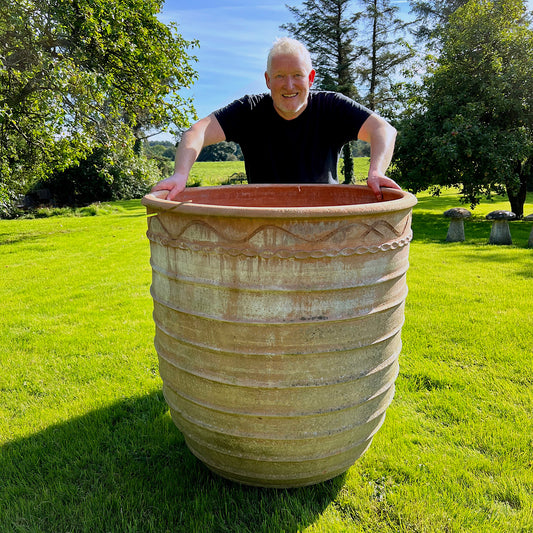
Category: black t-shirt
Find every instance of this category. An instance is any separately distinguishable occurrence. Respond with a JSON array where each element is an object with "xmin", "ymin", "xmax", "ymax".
[{"xmin": 213, "ymin": 91, "xmax": 372, "ymax": 184}]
